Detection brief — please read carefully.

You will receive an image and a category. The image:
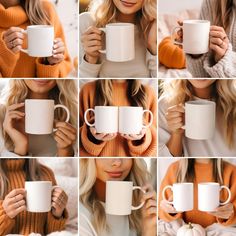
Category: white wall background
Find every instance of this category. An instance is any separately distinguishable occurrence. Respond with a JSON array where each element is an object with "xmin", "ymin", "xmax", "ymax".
[{"xmin": 159, "ymin": 0, "xmax": 203, "ymax": 13}]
